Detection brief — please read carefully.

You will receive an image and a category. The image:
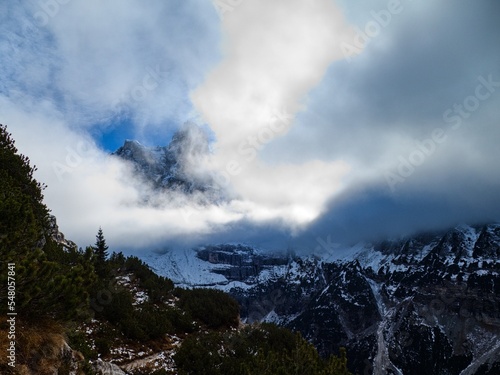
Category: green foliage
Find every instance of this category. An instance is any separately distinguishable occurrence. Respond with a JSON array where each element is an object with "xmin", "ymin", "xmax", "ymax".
[
  {"xmin": 107, "ymin": 254, "xmax": 174, "ymax": 302},
  {"xmin": 92, "ymin": 255, "xmax": 236, "ymax": 343},
  {"xmin": 97, "ymin": 287, "xmax": 177, "ymax": 341},
  {"xmin": 0, "ymin": 125, "xmax": 48, "ymax": 256},
  {"xmin": 162, "ymin": 307, "xmax": 196, "ymax": 334},
  {"xmin": 123, "ymin": 303, "xmax": 173, "ymax": 340},
  {"xmin": 95, "ymin": 337, "xmax": 112, "ymax": 357},
  {"xmin": 67, "ymin": 329, "xmax": 97, "ymax": 360},
  {"xmin": 8, "ymin": 239, "xmax": 95, "ymax": 321},
  {"xmin": 108, "ymin": 251, "xmax": 126, "ymax": 270},
  {"xmin": 123, "ymin": 256, "xmax": 174, "ymax": 303},
  {"xmin": 0, "ymin": 124, "xmax": 48, "ymax": 270},
  {"xmin": 99, "ymin": 289, "xmax": 135, "ymax": 325},
  {"xmin": 0, "ymin": 125, "xmax": 94, "ymax": 321},
  {"xmin": 87, "ymin": 252, "xmax": 185, "ymax": 344},
  {"xmin": 174, "ymin": 323, "xmax": 352, "ymax": 375},
  {"xmin": 92, "ymin": 227, "xmax": 109, "ymax": 278},
  {"xmin": 175, "ymin": 288, "xmax": 240, "ymax": 329},
  {"xmin": 91, "ymin": 323, "xmax": 118, "ymax": 357}
]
